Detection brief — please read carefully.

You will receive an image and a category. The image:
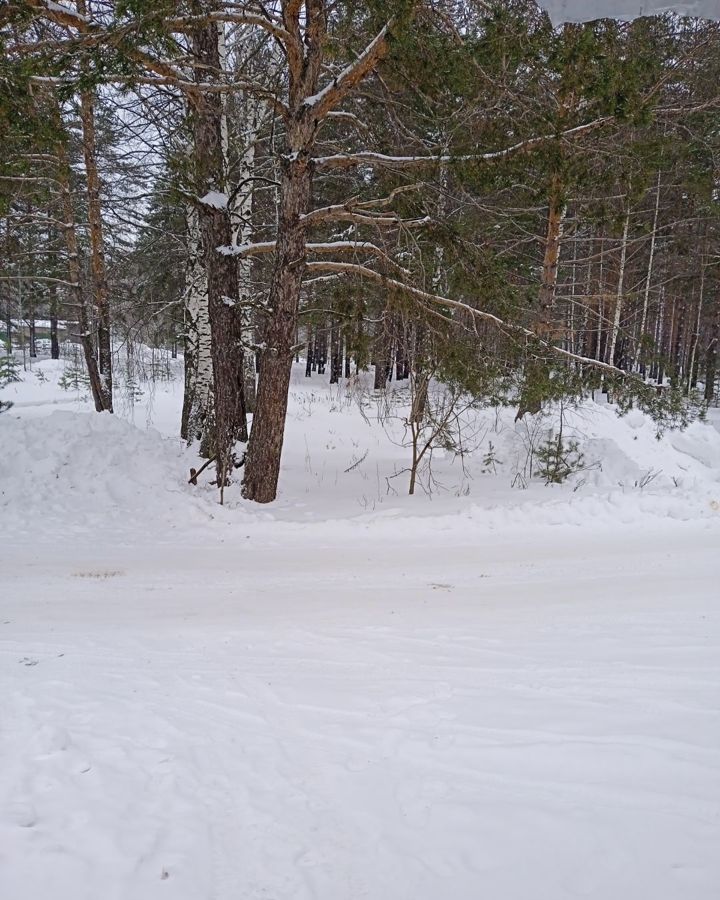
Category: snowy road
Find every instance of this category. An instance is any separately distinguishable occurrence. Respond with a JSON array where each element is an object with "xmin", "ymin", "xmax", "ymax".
[{"xmin": 2, "ymin": 522, "xmax": 719, "ymax": 900}]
